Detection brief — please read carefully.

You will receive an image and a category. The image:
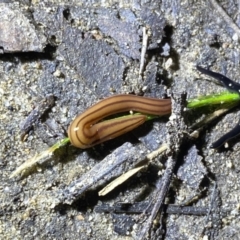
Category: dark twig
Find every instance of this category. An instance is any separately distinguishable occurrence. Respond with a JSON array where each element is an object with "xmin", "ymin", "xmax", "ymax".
[
  {"xmin": 20, "ymin": 95, "xmax": 55, "ymax": 141},
  {"xmin": 138, "ymin": 157, "xmax": 176, "ymax": 239},
  {"xmin": 201, "ymin": 182, "xmax": 223, "ymax": 239},
  {"xmin": 95, "ymin": 202, "xmax": 210, "ymax": 216},
  {"xmin": 137, "ymin": 93, "xmax": 187, "ymax": 239}
]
